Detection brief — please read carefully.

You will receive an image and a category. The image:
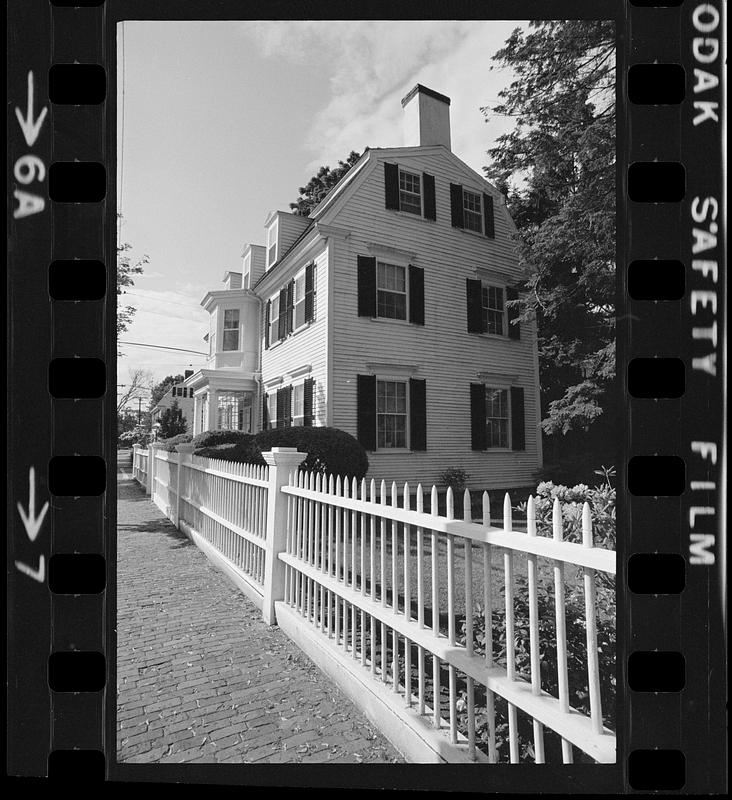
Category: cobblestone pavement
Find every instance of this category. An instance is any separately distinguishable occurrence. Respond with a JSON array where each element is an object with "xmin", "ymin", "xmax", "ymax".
[{"xmin": 116, "ymin": 453, "xmax": 403, "ymax": 764}]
